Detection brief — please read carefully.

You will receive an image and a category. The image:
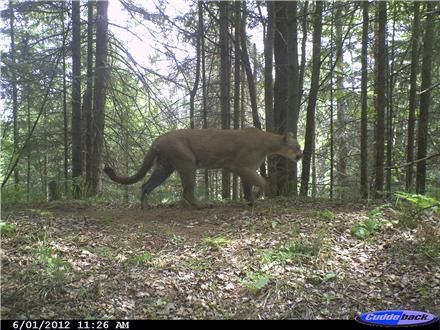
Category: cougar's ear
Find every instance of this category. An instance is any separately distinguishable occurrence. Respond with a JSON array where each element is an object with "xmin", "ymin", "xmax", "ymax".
[{"xmin": 283, "ymin": 132, "xmax": 294, "ymax": 144}]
